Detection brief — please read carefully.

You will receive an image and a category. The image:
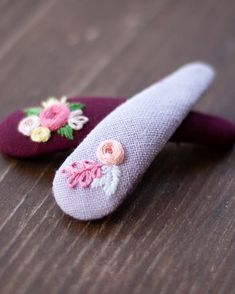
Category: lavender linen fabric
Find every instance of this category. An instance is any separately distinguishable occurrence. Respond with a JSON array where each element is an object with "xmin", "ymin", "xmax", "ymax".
[{"xmin": 53, "ymin": 62, "xmax": 215, "ymax": 220}]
